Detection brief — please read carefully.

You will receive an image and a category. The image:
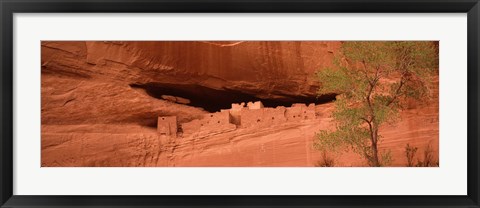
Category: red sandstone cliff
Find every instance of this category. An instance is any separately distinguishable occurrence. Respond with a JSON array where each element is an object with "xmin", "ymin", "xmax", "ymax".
[{"xmin": 41, "ymin": 41, "xmax": 438, "ymax": 167}]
